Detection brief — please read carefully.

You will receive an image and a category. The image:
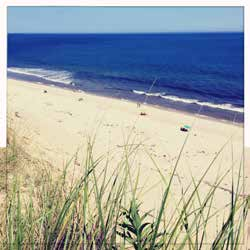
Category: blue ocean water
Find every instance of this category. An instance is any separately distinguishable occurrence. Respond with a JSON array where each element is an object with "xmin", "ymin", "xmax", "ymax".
[{"xmin": 8, "ymin": 33, "xmax": 244, "ymax": 122}]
